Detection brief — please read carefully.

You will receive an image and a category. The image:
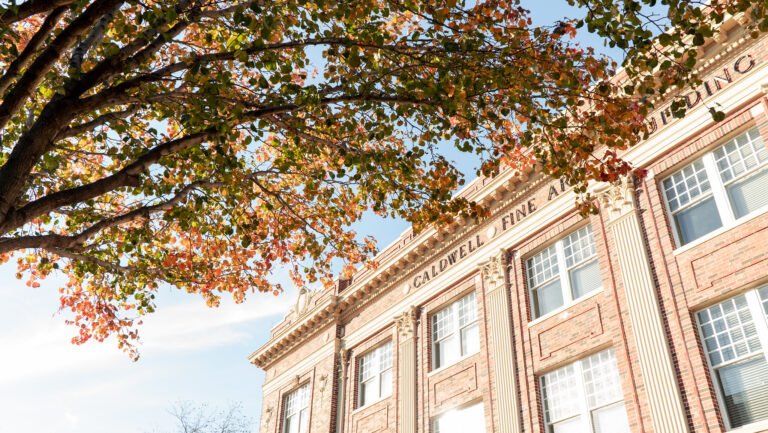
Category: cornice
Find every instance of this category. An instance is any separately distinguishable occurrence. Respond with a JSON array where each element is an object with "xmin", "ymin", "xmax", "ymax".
[{"xmin": 248, "ymin": 294, "xmax": 339, "ymax": 368}]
